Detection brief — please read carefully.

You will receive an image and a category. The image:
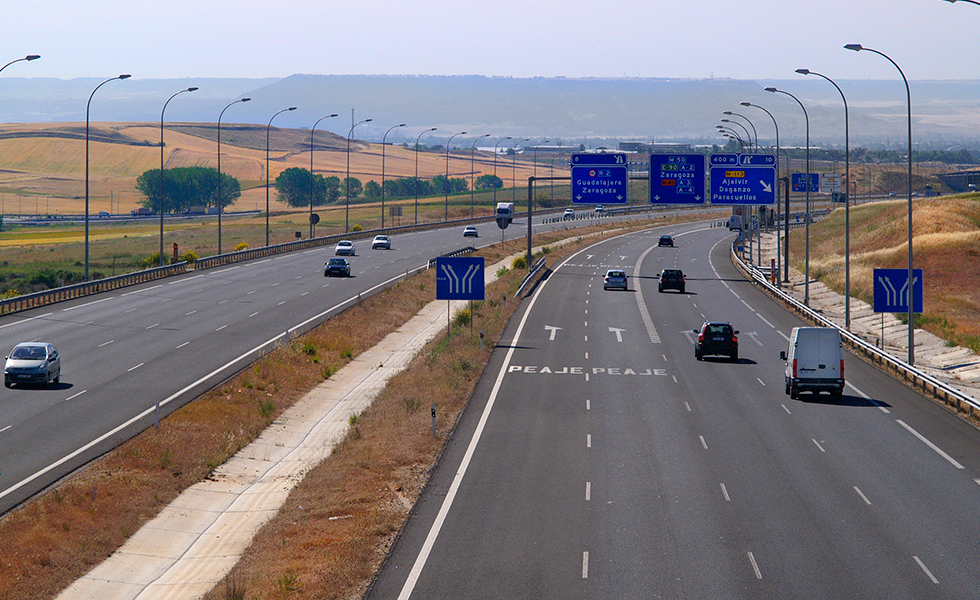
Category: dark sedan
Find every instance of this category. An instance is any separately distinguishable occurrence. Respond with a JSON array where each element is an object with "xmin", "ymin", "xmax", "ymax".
[{"xmin": 324, "ymin": 257, "xmax": 351, "ymax": 277}]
